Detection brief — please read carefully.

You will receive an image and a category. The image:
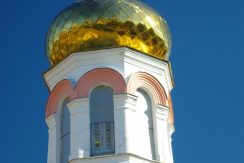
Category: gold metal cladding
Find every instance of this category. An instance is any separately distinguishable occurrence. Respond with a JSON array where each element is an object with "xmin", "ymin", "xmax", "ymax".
[
  {"xmin": 46, "ymin": 0, "xmax": 171, "ymax": 65},
  {"xmin": 49, "ymin": 19, "xmax": 168, "ymax": 65}
]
